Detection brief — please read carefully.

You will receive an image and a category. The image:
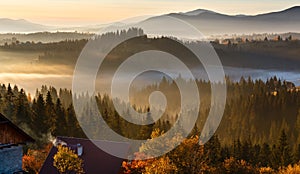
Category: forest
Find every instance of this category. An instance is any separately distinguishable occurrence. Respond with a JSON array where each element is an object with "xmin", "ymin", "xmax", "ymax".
[
  {"xmin": 0, "ymin": 28, "xmax": 300, "ymax": 173},
  {"xmin": 1, "ymin": 28, "xmax": 299, "ymax": 71},
  {"xmin": 1, "ymin": 75, "xmax": 300, "ymax": 173}
]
